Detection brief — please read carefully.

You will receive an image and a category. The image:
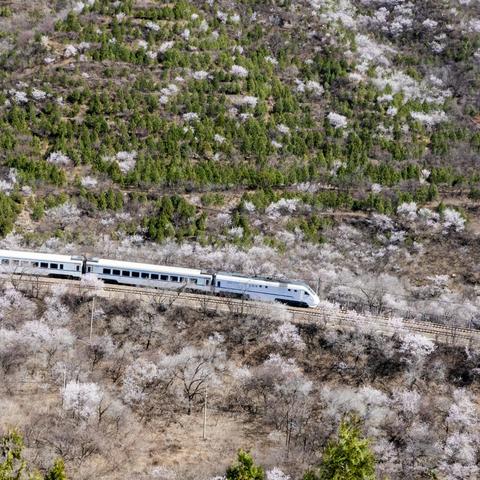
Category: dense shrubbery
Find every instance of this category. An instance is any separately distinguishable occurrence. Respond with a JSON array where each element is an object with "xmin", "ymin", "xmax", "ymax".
[
  {"xmin": 0, "ymin": 0, "xmax": 479, "ymax": 249},
  {"xmin": 0, "ymin": 193, "xmax": 22, "ymax": 237},
  {"xmin": 145, "ymin": 195, "xmax": 206, "ymax": 242}
]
